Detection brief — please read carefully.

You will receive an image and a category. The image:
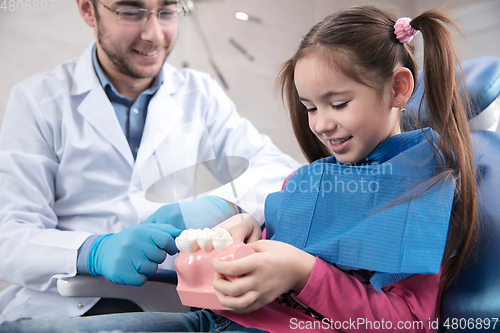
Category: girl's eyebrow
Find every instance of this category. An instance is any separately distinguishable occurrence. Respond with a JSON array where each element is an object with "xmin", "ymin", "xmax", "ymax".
[{"xmin": 298, "ymin": 91, "xmax": 347, "ymax": 102}]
